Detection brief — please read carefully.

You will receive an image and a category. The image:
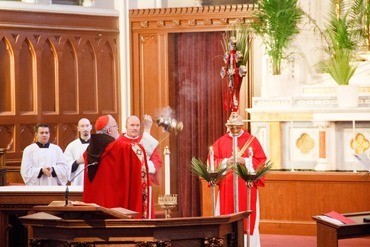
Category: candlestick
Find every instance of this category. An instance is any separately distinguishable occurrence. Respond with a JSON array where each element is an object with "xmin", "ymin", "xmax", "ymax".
[
  {"xmin": 209, "ymin": 146, "xmax": 215, "ymax": 172},
  {"xmin": 164, "ymin": 146, "xmax": 171, "ymax": 195}
]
